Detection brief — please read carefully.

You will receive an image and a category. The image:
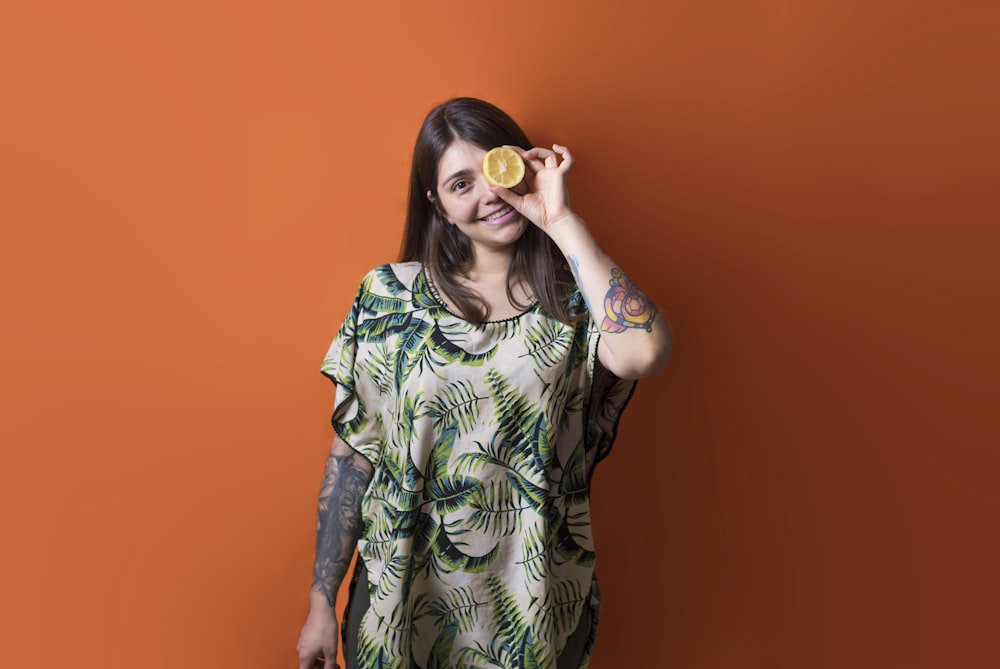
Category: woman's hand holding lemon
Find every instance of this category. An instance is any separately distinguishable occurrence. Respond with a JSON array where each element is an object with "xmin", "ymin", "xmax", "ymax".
[{"xmin": 486, "ymin": 144, "xmax": 579, "ymax": 237}]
